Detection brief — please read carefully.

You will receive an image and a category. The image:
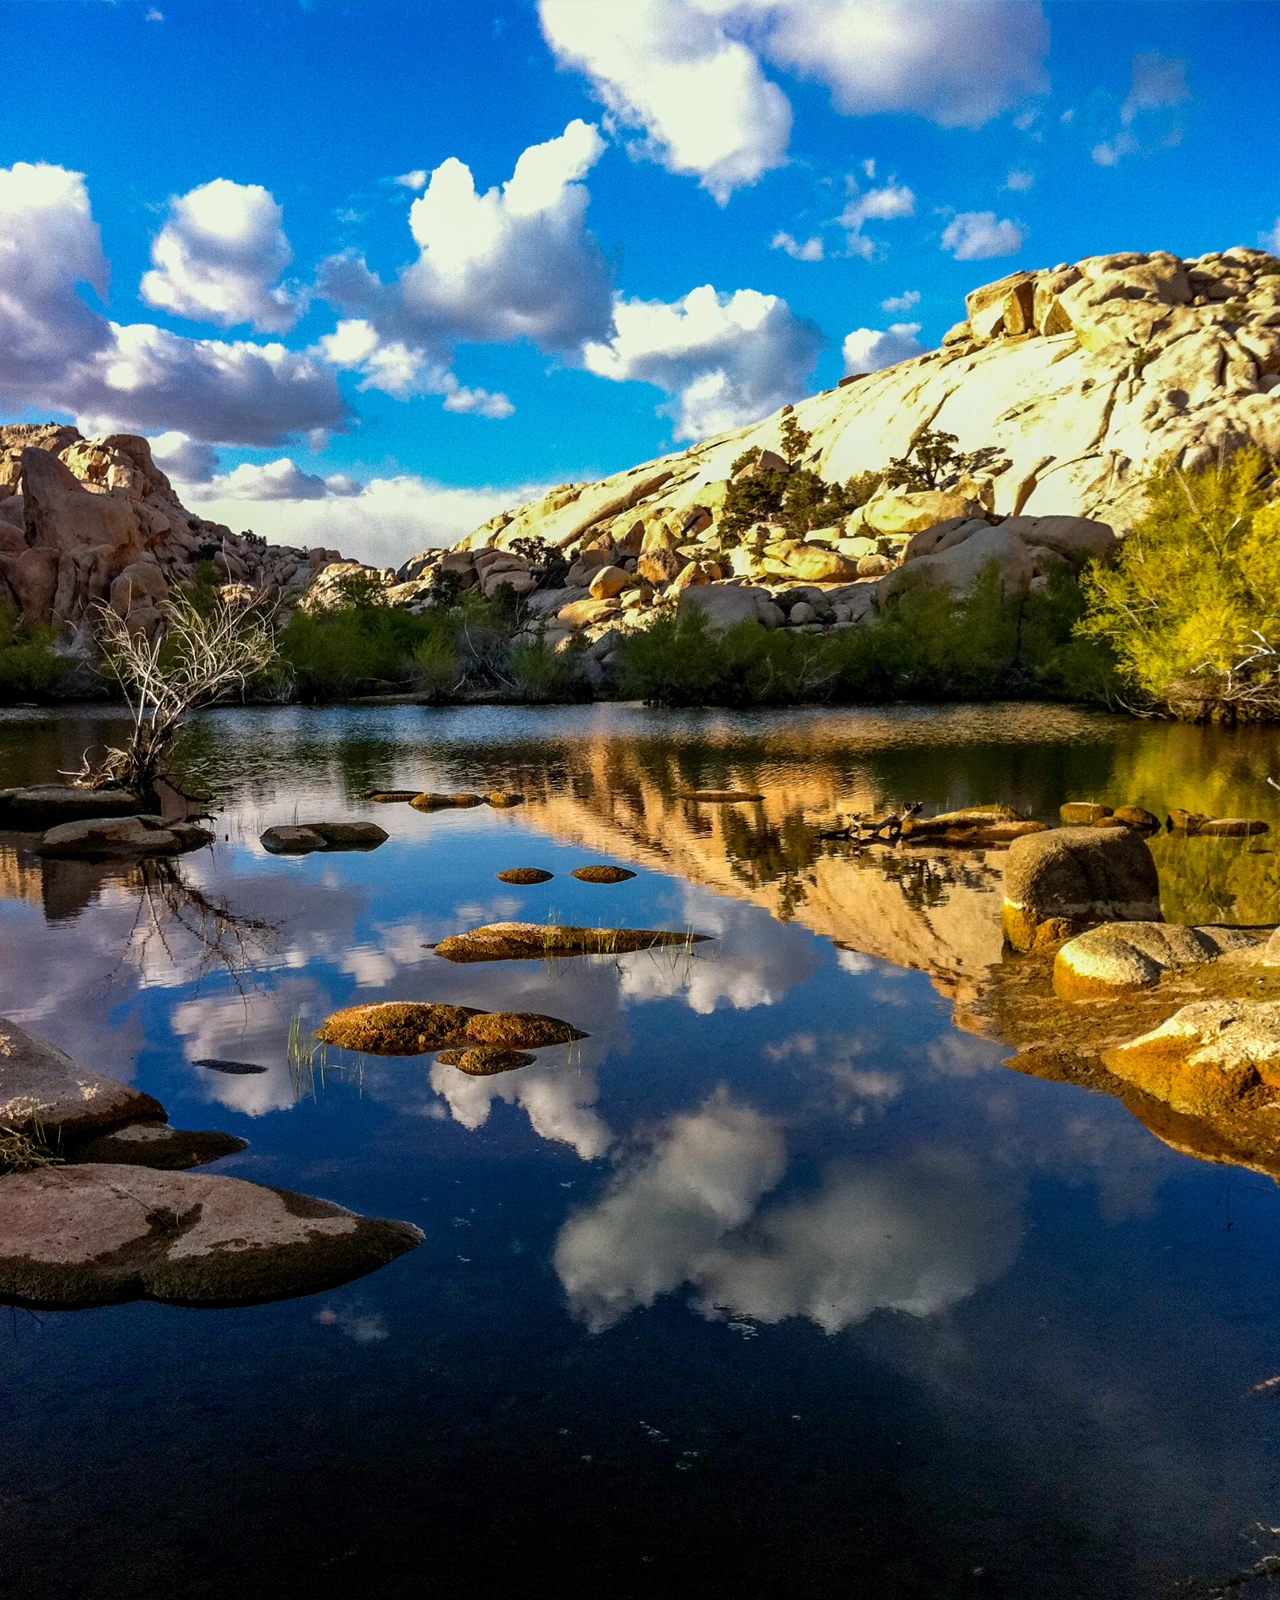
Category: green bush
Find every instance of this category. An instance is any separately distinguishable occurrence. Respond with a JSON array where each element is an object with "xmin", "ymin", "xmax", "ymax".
[
  {"xmin": 0, "ymin": 606, "xmax": 70, "ymax": 702},
  {"xmin": 1078, "ymin": 448, "xmax": 1280, "ymax": 717},
  {"xmin": 615, "ymin": 564, "xmax": 1116, "ymax": 709}
]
